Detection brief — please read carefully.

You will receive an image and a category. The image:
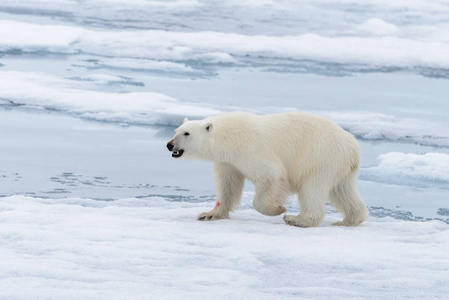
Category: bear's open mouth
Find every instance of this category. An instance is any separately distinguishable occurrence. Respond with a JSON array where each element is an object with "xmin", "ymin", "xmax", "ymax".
[{"xmin": 172, "ymin": 149, "xmax": 184, "ymax": 158}]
